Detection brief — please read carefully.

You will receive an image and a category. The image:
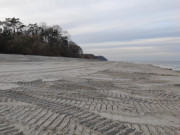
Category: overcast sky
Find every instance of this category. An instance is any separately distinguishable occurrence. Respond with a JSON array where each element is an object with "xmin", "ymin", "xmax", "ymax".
[{"xmin": 0, "ymin": 0, "xmax": 180, "ymax": 61}]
